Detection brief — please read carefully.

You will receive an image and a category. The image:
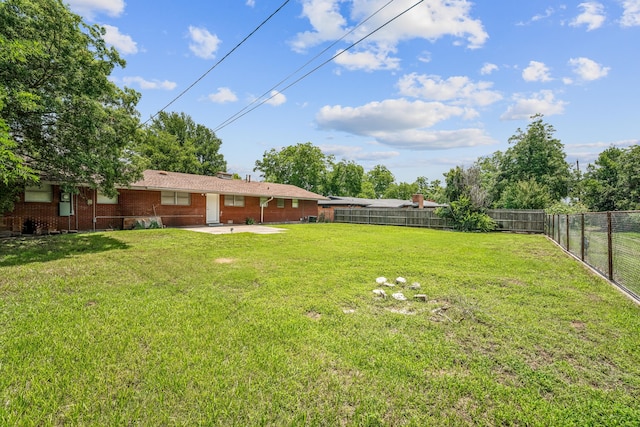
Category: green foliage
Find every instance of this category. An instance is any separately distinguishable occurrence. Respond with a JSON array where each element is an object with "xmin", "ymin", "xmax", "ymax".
[
  {"xmin": 357, "ymin": 180, "xmax": 376, "ymax": 199},
  {"xmin": 498, "ymin": 114, "xmax": 571, "ymax": 203},
  {"xmin": 366, "ymin": 164, "xmax": 395, "ymax": 198},
  {"xmin": 414, "ymin": 177, "xmax": 447, "ymax": 203},
  {"xmin": 545, "ymin": 200, "xmax": 589, "ymax": 215},
  {"xmin": 245, "ymin": 217, "xmax": 255, "ymax": 225},
  {"xmin": 326, "ymin": 159, "xmax": 363, "ymax": 197},
  {"xmin": 436, "ymin": 197, "xmax": 497, "ymax": 232},
  {"xmin": 383, "ymin": 182, "xmax": 417, "ymax": 199},
  {"xmin": 0, "ymin": 0, "xmax": 144, "ymax": 208},
  {"xmin": 581, "ymin": 145, "xmax": 640, "ymax": 211},
  {"xmin": 139, "ymin": 111, "xmax": 226, "ymax": 175},
  {"xmin": 254, "ymin": 142, "xmax": 332, "ymax": 194},
  {"xmin": 499, "ymin": 179, "xmax": 552, "ymax": 209}
]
